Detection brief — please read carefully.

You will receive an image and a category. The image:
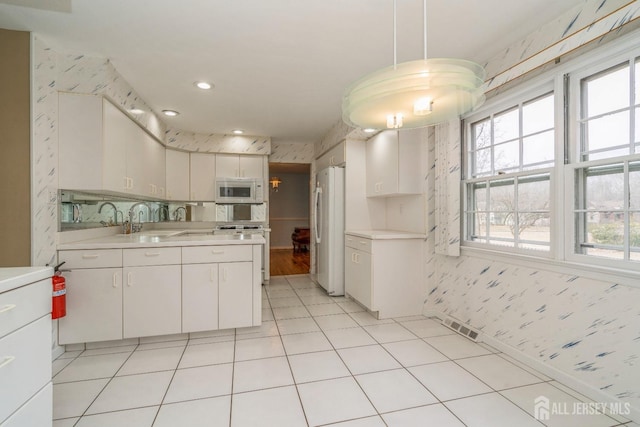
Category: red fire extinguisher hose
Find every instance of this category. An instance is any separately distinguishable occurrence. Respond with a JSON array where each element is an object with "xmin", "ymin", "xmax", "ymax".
[{"xmin": 52, "ymin": 261, "xmax": 67, "ymax": 319}]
